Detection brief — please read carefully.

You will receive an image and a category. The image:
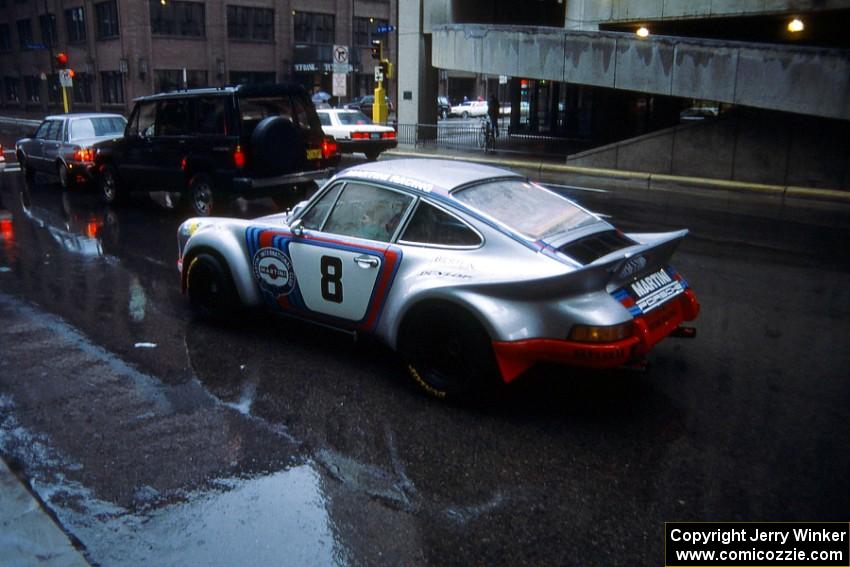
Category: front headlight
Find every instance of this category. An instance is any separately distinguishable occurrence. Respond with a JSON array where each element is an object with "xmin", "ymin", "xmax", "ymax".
[{"xmin": 568, "ymin": 322, "xmax": 633, "ymax": 343}]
